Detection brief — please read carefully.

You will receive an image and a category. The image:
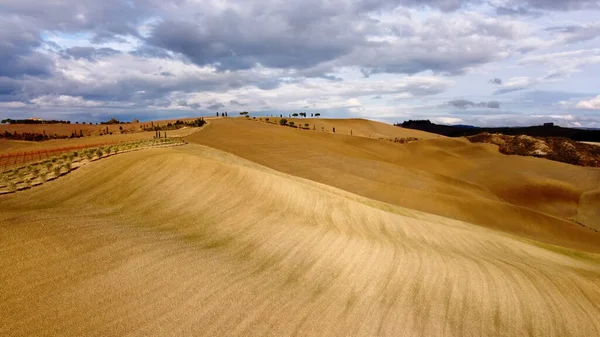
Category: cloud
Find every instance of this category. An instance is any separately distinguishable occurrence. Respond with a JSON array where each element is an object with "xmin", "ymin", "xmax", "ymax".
[
  {"xmin": 545, "ymin": 23, "xmax": 600, "ymax": 44},
  {"xmin": 341, "ymin": 12, "xmax": 533, "ymax": 76},
  {"xmin": 30, "ymin": 95, "xmax": 104, "ymax": 107},
  {"xmin": 518, "ymin": 49, "xmax": 600, "ymax": 79},
  {"xmin": 62, "ymin": 47, "xmax": 121, "ymax": 62},
  {"xmin": 496, "ymin": 0, "xmax": 600, "ymax": 15},
  {"xmin": 0, "ymin": 0, "xmax": 599, "ymax": 127},
  {"xmin": 493, "ymin": 76, "xmax": 541, "ymax": 94},
  {"xmin": 448, "ymin": 99, "xmax": 501, "ymax": 109},
  {"xmin": 0, "ymin": 16, "xmax": 54, "ymax": 79},
  {"xmin": 575, "ymin": 95, "xmax": 600, "ymax": 109},
  {"xmin": 432, "ymin": 117, "xmax": 464, "ymax": 125},
  {"xmin": 206, "ymin": 102, "xmax": 226, "ymax": 110},
  {"xmin": 145, "ymin": 10, "xmax": 362, "ymax": 72}
]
